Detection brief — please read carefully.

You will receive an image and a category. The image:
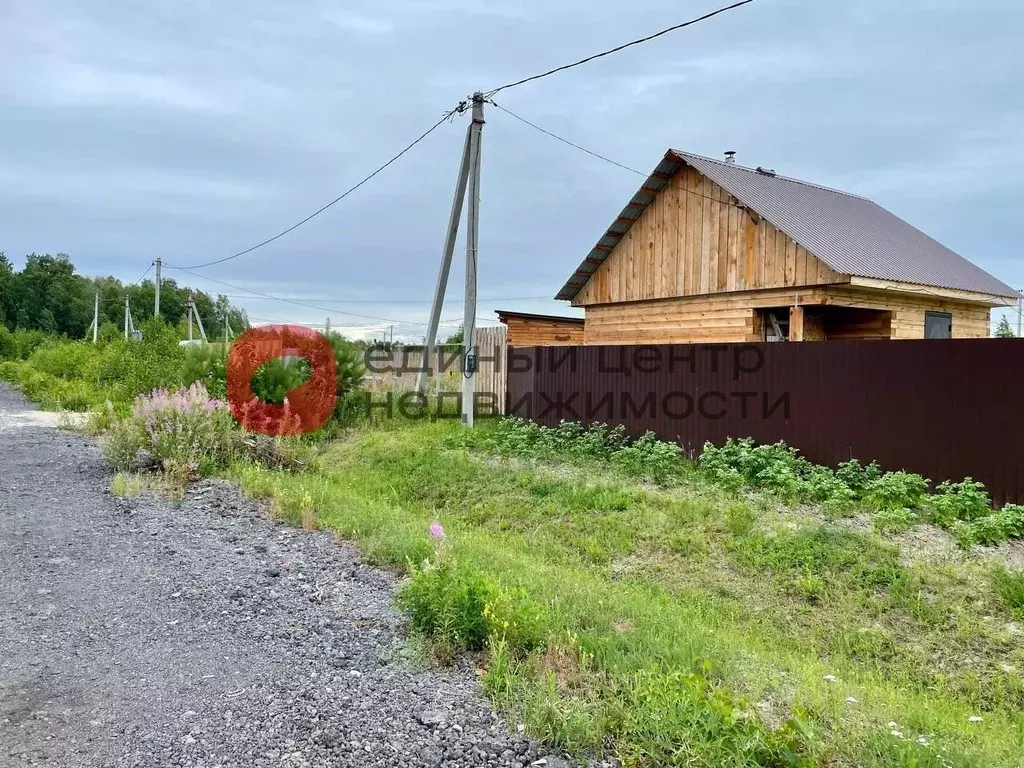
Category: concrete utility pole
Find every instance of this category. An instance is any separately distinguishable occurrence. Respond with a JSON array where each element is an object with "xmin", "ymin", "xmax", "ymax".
[
  {"xmin": 154, "ymin": 258, "xmax": 162, "ymax": 319},
  {"xmin": 223, "ymin": 312, "xmax": 231, "ymax": 344},
  {"xmin": 415, "ymin": 97, "xmax": 476, "ymax": 395},
  {"xmin": 461, "ymin": 92, "xmax": 484, "ymax": 428},
  {"xmin": 187, "ymin": 293, "xmax": 194, "ymax": 341},
  {"xmin": 124, "ymin": 294, "xmax": 131, "ymax": 339},
  {"xmin": 1017, "ymin": 290, "xmax": 1022, "ymax": 338},
  {"xmin": 193, "ymin": 299, "xmax": 208, "ymax": 342},
  {"xmin": 92, "ymin": 292, "xmax": 99, "ymax": 344}
]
